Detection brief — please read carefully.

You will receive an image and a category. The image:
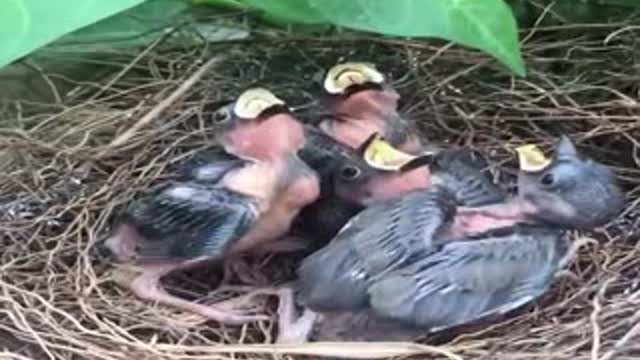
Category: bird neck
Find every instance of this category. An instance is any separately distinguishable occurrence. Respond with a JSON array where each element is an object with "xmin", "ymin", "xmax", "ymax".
[{"xmin": 451, "ymin": 198, "xmax": 531, "ymax": 237}]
